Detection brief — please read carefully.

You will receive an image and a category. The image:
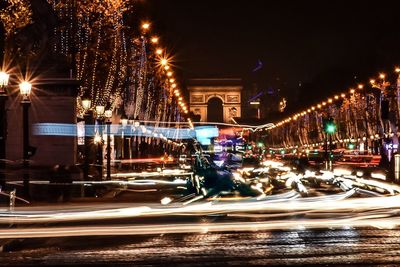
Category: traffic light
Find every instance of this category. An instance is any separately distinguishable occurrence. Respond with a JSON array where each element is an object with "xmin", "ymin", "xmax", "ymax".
[{"xmin": 323, "ymin": 117, "xmax": 336, "ymax": 134}]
